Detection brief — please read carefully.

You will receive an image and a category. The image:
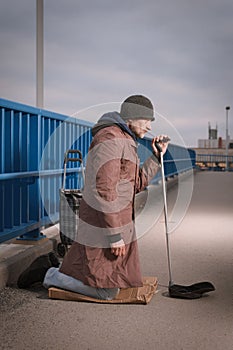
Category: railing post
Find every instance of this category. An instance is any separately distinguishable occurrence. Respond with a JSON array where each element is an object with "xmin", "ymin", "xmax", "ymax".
[{"xmin": 17, "ymin": 113, "xmax": 45, "ymax": 241}]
